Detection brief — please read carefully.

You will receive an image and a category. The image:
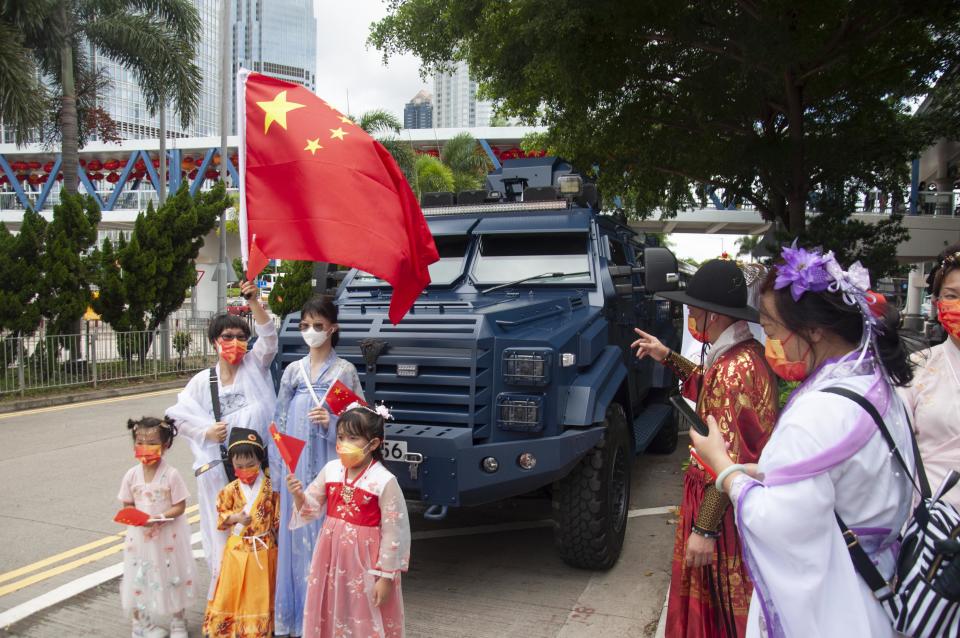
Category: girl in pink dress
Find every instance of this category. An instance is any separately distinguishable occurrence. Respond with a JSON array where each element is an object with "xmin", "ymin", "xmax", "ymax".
[
  {"xmin": 119, "ymin": 416, "xmax": 197, "ymax": 638},
  {"xmin": 286, "ymin": 405, "xmax": 410, "ymax": 638}
]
